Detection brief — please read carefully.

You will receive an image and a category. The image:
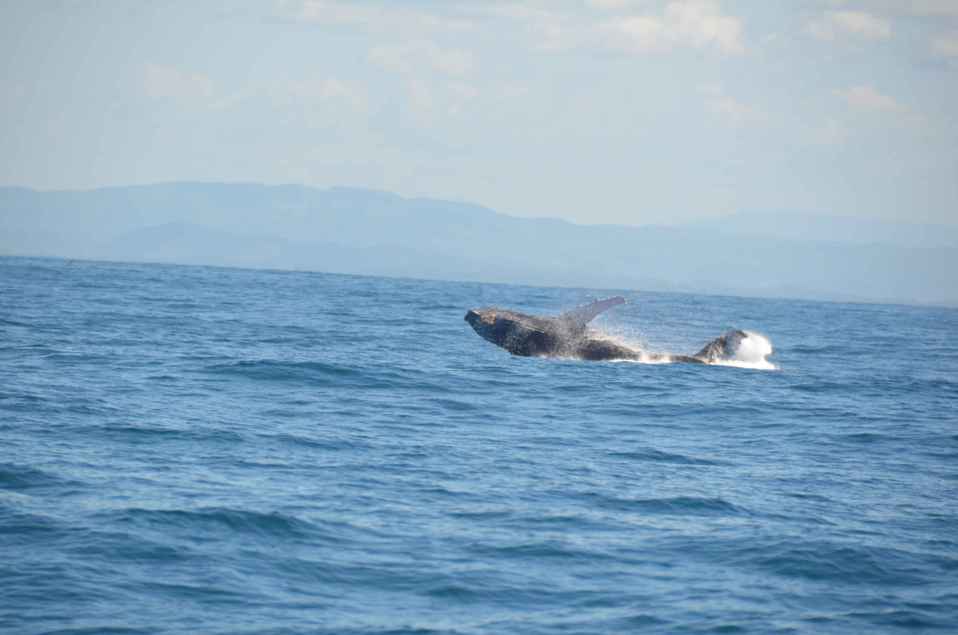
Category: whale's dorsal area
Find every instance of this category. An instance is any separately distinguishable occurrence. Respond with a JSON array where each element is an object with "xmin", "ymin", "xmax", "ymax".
[
  {"xmin": 464, "ymin": 298, "xmax": 755, "ymax": 364},
  {"xmin": 464, "ymin": 296, "xmax": 637, "ymax": 360},
  {"xmin": 559, "ymin": 296, "xmax": 626, "ymax": 329},
  {"xmin": 694, "ymin": 329, "xmax": 749, "ymax": 362}
]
